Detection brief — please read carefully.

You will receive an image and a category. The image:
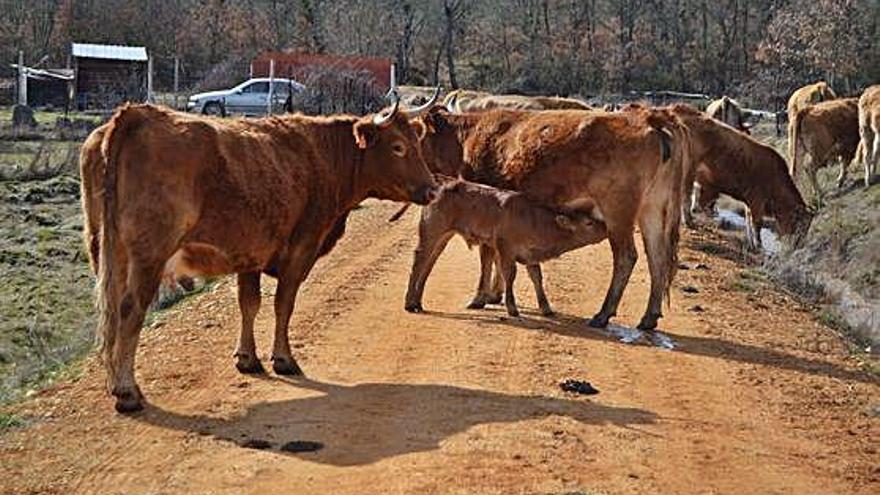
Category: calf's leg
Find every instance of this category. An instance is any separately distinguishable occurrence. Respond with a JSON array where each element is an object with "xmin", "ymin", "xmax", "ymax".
[
  {"xmin": 498, "ymin": 251, "xmax": 520, "ymax": 317},
  {"xmin": 526, "ymin": 264, "xmax": 554, "ymax": 316},
  {"xmin": 404, "ymin": 225, "xmax": 455, "ymax": 313},
  {"xmin": 234, "ymin": 272, "xmax": 264, "ymax": 373}
]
